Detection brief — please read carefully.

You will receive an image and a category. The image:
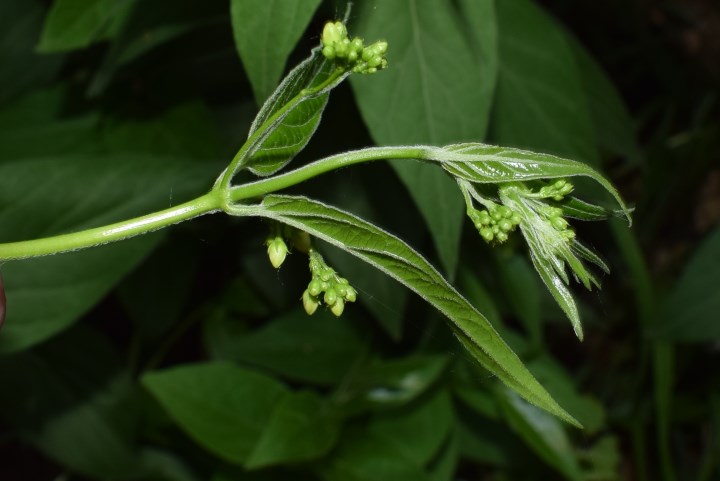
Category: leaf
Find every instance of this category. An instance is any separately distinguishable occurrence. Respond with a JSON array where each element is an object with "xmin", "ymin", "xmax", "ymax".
[
  {"xmin": 352, "ymin": 0, "xmax": 498, "ymax": 276},
  {"xmin": 368, "ymin": 388, "xmax": 454, "ymax": 467},
  {"xmin": 567, "ymin": 32, "xmax": 642, "ymax": 163},
  {"xmin": 0, "ymin": 156, "xmax": 214, "ymax": 353},
  {"xmin": 492, "ymin": 0, "xmax": 597, "ymax": 165},
  {"xmin": 0, "ymin": 326, "xmax": 145, "ymax": 479},
  {"xmin": 142, "ymin": 362, "xmax": 288, "ymax": 464},
  {"xmin": 0, "ymin": 0, "xmax": 64, "ymax": 106},
  {"xmin": 317, "ymin": 428, "xmax": 434, "ymax": 481},
  {"xmin": 496, "ymin": 387, "xmax": 583, "ymax": 481},
  {"xmin": 246, "ymin": 391, "xmax": 340, "ymax": 469},
  {"xmin": 230, "ymin": 0, "xmax": 322, "ymax": 105},
  {"xmin": 37, "ymin": 0, "xmax": 132, "ymax": 53},
  {"xmin": 339, "ymin": 356, "xmax": 450, "ymax": 413},
  {"xmin": 437, "ymin": 143, "xmax": 630, "ymax": 220},
  {"xmin": 498, "ymin": 254, "xmax": 542, "ymax": 345},
  {"xmin": 204, "ymin": 308, "xmax": 367, "ymax": 386},
  {"xmin": 658, "ymin": 226, "xmax": 720, "ymax": 341},
  {"xmin": 250, "ymin": 194, "xmax": 579, "ymax": 426},
  {"xmin": 238, "ymin": 47, "xmax": 345, "ymax": 177}
]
